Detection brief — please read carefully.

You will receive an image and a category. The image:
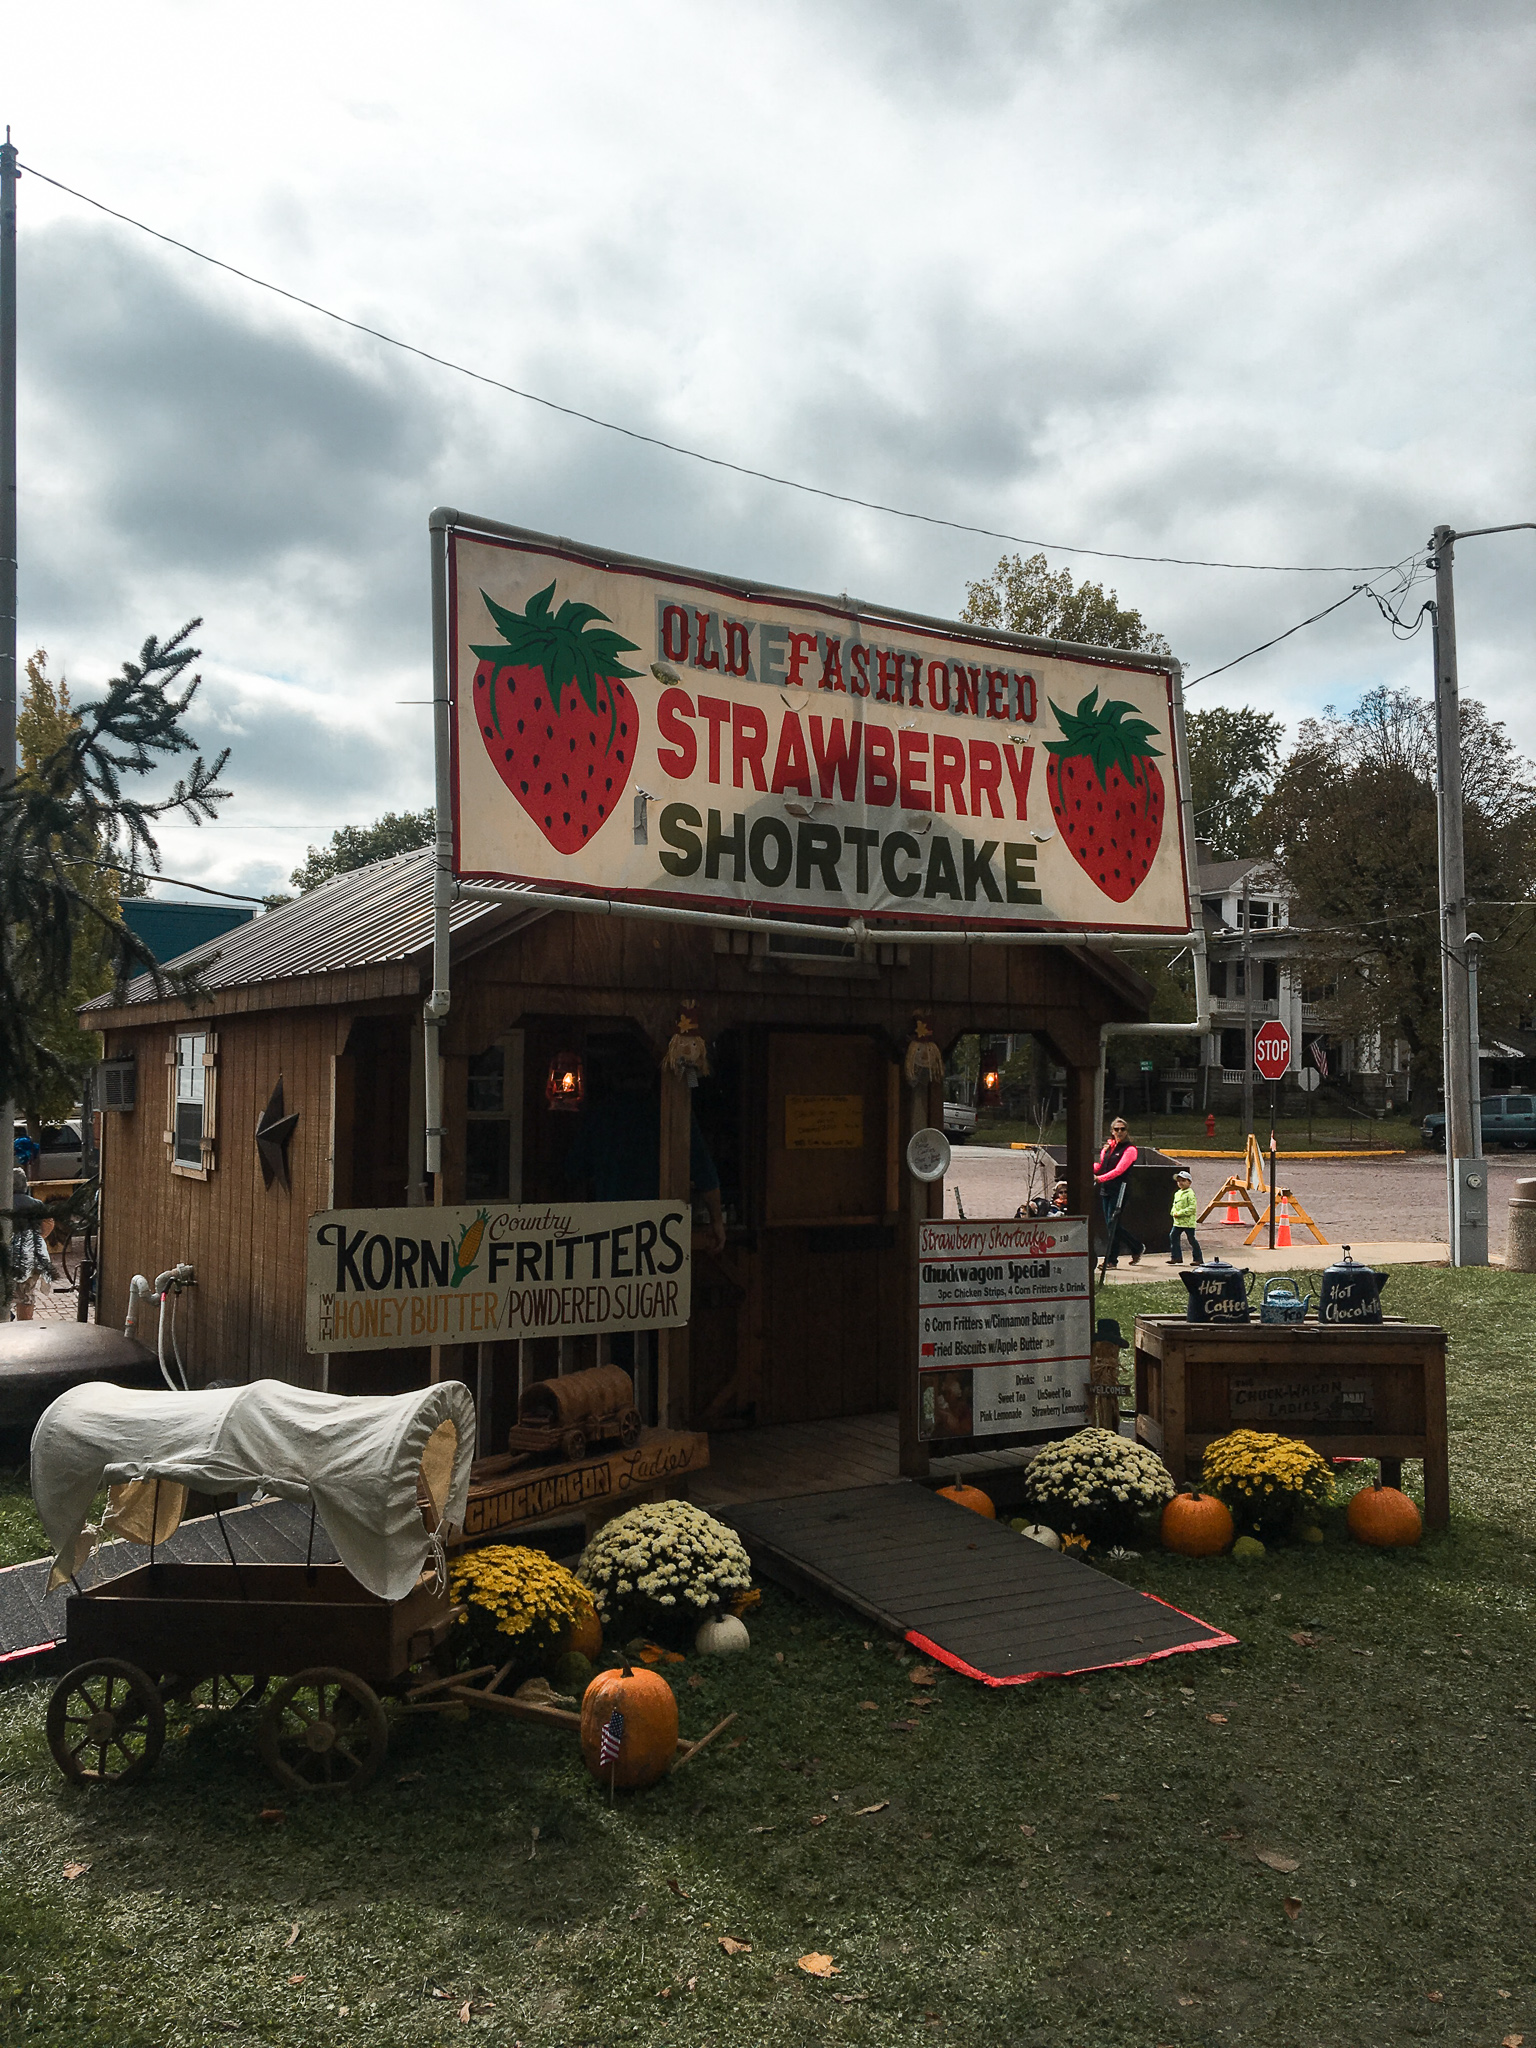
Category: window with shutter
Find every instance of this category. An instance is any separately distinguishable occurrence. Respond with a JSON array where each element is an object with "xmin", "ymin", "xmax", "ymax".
[{"xmin": 167, "ymin": 1030, "xmax": 219, "ymax": 1178}]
